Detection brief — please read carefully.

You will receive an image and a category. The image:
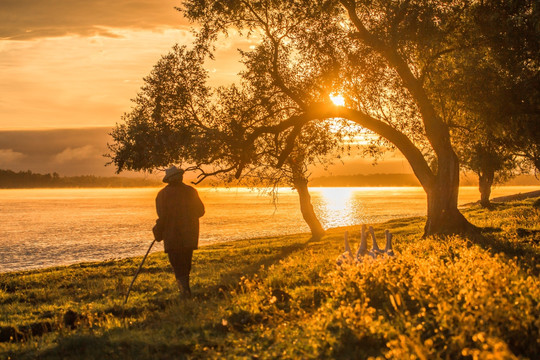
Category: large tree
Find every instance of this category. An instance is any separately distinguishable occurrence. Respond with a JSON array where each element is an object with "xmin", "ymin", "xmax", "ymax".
[
  {"xmin": 430, "ymin": 0, "xmax": 539, "ymax": 206},
  {"xmin": 111, "ymin": 0, "xmax": 536, "ymax": 237},
  {"xmin": 108, "ymin": 45, "xmax": 355, "ymax": 240},
  {"xmin": 473, "ymin": 0, "xmax": 540, "ymax": 172},
  {"xmin": 178, "ymin": 0, "xmax": 490, "ymax": 236}
]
